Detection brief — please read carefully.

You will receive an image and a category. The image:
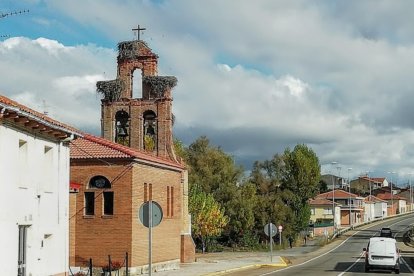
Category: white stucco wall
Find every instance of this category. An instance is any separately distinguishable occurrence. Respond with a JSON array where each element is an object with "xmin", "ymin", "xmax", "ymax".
[
  {"xmin": 0, "ymin": 123, "xmax": 70, "ymax": 276},
  {"xmin": 373, "ymin": 202, "xmax": 387, "ymax": 218},
  {"xmin": 364, "ymin": 203, "xmax": 375, "ymax": 221},
  {"xmin": 398, "ymin": 200, "xmax": 407, "ymax": 214}
]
